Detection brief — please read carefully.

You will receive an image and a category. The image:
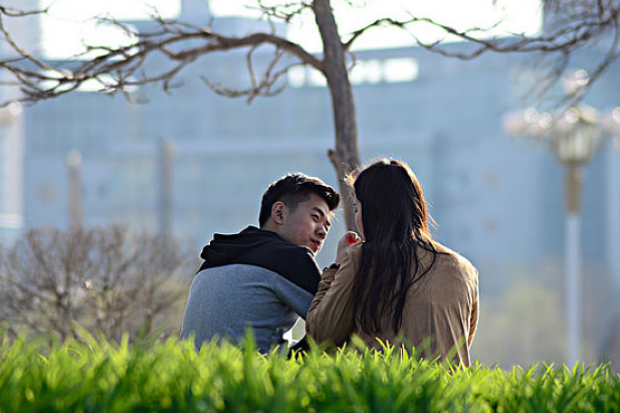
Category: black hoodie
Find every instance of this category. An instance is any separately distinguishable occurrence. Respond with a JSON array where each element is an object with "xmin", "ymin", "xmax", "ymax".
[{"xmin": 198, "ymin": 226, "xmax": 322, "ymax": 294}]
